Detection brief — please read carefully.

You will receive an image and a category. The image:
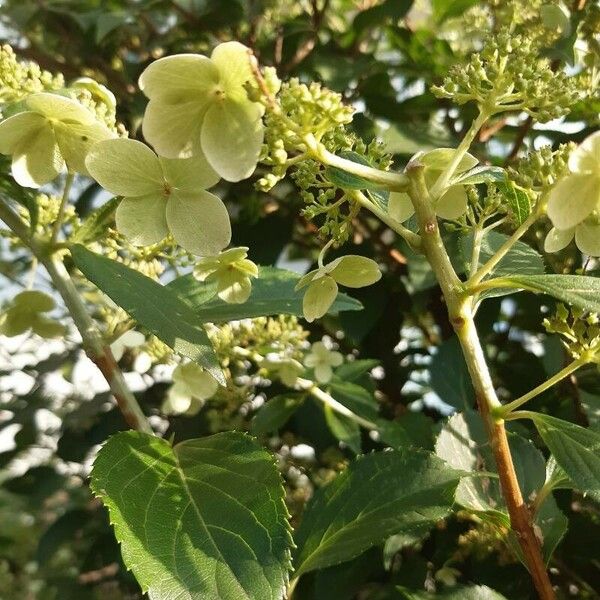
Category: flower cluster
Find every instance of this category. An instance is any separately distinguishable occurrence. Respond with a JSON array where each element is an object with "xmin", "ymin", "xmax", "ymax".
[
  {"xmin": 544, "ymin": 304, "xmax": 600, "ymax": 362},
  {"xmin": 0, "ymin": 44, "xmax": 63, "ymax": 106},
  {"xmin": 432, "ymin": 29, "xmax": 580, "ymax": 121},
  {"xmin": 0, "ymin": 291, "xmax": 66, "ymax": 338},
  {"xmin": 545, "ymin": 132, "xmax": 600, "ymax": 256},
  {"xmin": 509, "ymin": 144, "xmax": 574, "ymax": 194}
]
